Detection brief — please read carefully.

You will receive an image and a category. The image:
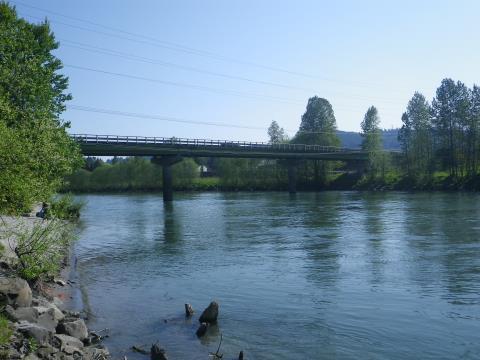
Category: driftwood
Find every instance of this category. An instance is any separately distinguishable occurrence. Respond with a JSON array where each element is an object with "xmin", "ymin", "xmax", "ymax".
[
  {"xmin": 208, "ymin": 333, "xmax": 223, "ymax": 359},
  {"xmin": 131, "ymin": 345, "xmax": 149, "ymax": 355}
]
